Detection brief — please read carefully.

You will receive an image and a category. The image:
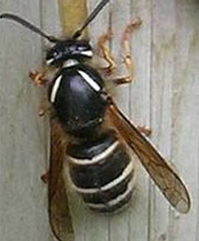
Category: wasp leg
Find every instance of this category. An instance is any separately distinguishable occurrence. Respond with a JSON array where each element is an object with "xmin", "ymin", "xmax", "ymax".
[
  {"xmin": 41, "ymin": 171, "xmax": 49, "ymax": 184},
  {"xmin": 113, "ymin": 18, "xmax": 142, "ymax": 85},
  {"xmin": 137, "ymin": 126, "xmax": 151, "ymax": 137},
  {"xmin": 38, "ymin": 100, "xmax": 51, "ymax": 117},
  {"xmin": 29, "ymin": 67, "xmax": 49, "ymax": 86},
  {"xmin": 98, "ymin": 31, "xmax": 116, "ymax": 74}
]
